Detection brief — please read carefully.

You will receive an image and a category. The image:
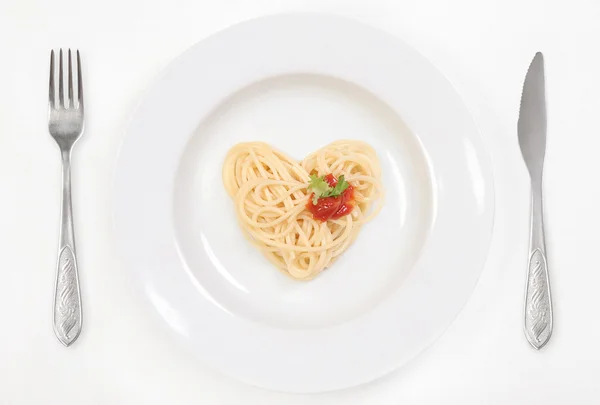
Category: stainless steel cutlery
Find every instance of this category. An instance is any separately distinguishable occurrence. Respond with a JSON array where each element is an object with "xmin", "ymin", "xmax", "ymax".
[
  {"xmin": 518, "ymin": 52, "xmax": 553, "ymax": 350},
  {"xmin": 48, "ymin": 49, "xmax": 84, "ymax": 346}
]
